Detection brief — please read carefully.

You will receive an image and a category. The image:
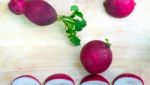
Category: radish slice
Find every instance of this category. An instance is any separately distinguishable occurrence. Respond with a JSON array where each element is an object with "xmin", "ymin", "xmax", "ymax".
[
  {"xmin": 44, "ymin": 73, "xmax": 75, "ymax": 85},
  {"xmin": 113, "ymin": 73, "xmax": 144, "ymax": 85},
  {"xmin": 11, "ymin": 75, "xmax": 41, "ymax": 85},
  {"xmin": 80, "ymin": 75, "xmax": 110, "ymax": 85}
]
